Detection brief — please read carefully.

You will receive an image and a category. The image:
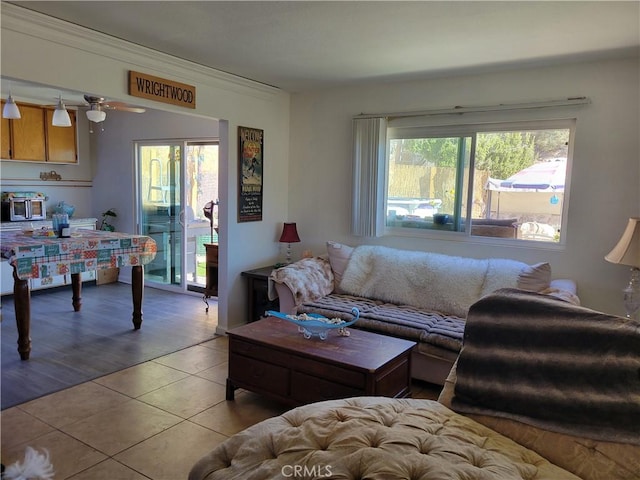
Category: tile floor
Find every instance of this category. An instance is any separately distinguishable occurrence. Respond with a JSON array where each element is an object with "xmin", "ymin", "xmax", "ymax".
[{"xmin": 1, "ymin": 335, "xmax": 442, "ymax": 480}]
